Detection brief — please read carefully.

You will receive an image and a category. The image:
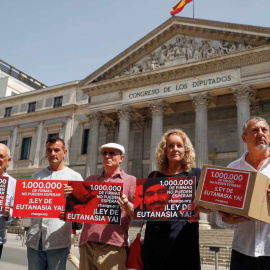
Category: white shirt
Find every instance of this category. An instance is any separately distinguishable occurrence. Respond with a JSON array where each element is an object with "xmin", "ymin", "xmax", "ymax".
[
  {"xmin": 26, "ymin": 167, "xmax": 83, "ymax": 251},
  {"xmin": 216, "ymin": 150, "xmax": 270, "ymax": 257},
  {"xmin": 0, "ymin": 173, "xmax": 16, "ymax": 244}
]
